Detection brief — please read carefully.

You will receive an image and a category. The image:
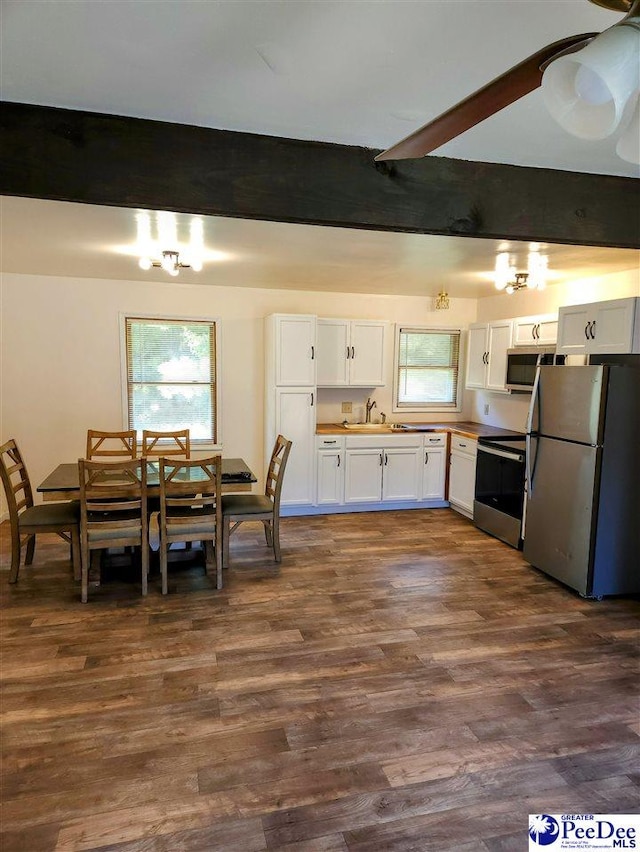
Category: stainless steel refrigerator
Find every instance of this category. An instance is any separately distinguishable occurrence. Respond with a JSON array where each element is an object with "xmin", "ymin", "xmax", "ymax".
[{"xmin": 523, "ymin": 363, "xmax": 640, "ymax": 598}]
